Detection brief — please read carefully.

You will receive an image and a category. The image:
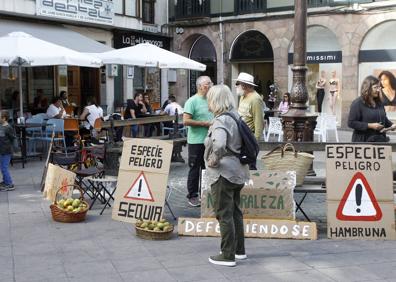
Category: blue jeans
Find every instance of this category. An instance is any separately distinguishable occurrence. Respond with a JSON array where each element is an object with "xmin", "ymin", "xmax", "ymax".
[
  {"xmin": 0, "ymin": 154, "xmax": 12, "ymax": 185},
  {"xmin": 131, "ymin": 125, "xmax": 138, "ymax": 138}
]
